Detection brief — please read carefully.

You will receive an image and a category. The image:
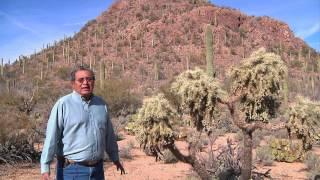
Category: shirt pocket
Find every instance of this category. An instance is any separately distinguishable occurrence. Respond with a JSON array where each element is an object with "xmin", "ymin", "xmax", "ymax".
[{"xmin": 65, "ymin": 107, "xmax": 88, "ymax": 128}]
